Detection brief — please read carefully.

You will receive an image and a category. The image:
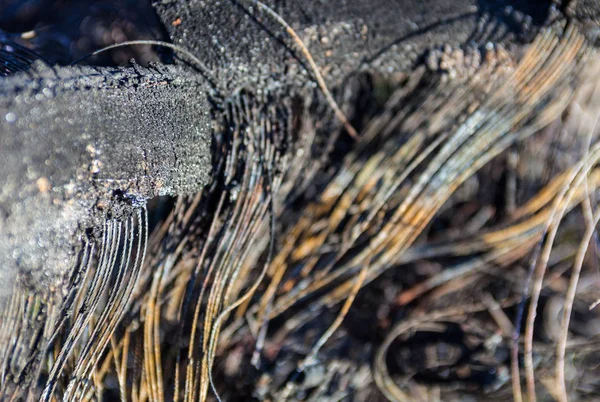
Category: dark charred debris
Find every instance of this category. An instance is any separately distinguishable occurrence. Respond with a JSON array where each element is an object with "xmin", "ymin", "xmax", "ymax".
[{"xmin": 1, "ymin": 1, "xmax": 600, "ymax": 401}]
